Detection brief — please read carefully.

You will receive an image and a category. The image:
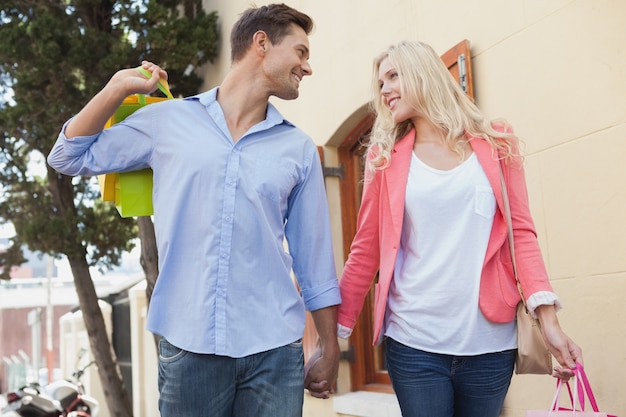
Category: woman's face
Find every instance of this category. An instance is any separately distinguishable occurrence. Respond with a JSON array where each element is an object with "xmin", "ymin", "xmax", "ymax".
[{"xmin": 377, "ymin": 56, "xmax": 415, "ymax": 124}]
